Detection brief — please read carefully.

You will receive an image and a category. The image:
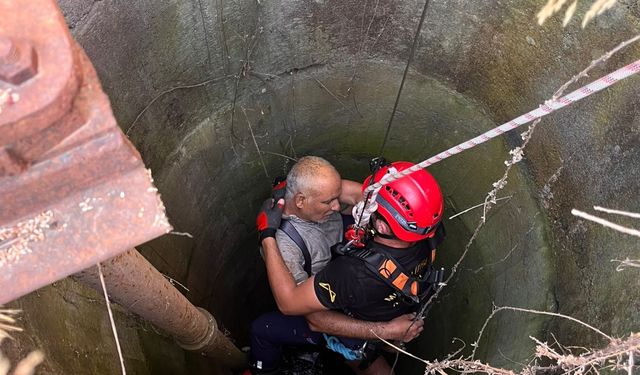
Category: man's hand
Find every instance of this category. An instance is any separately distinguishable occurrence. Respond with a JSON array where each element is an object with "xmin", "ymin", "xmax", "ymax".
[
  {"xmin": 272, "ymin": 176, "xmax": 287, "ymax": 201},
  {"xmin": 384, "ymin": 313, "xmax": 424, "ymax": 342},
  {"xmin": 256, "ymin": 198, "xmax": 284, "ymax": 242}
]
